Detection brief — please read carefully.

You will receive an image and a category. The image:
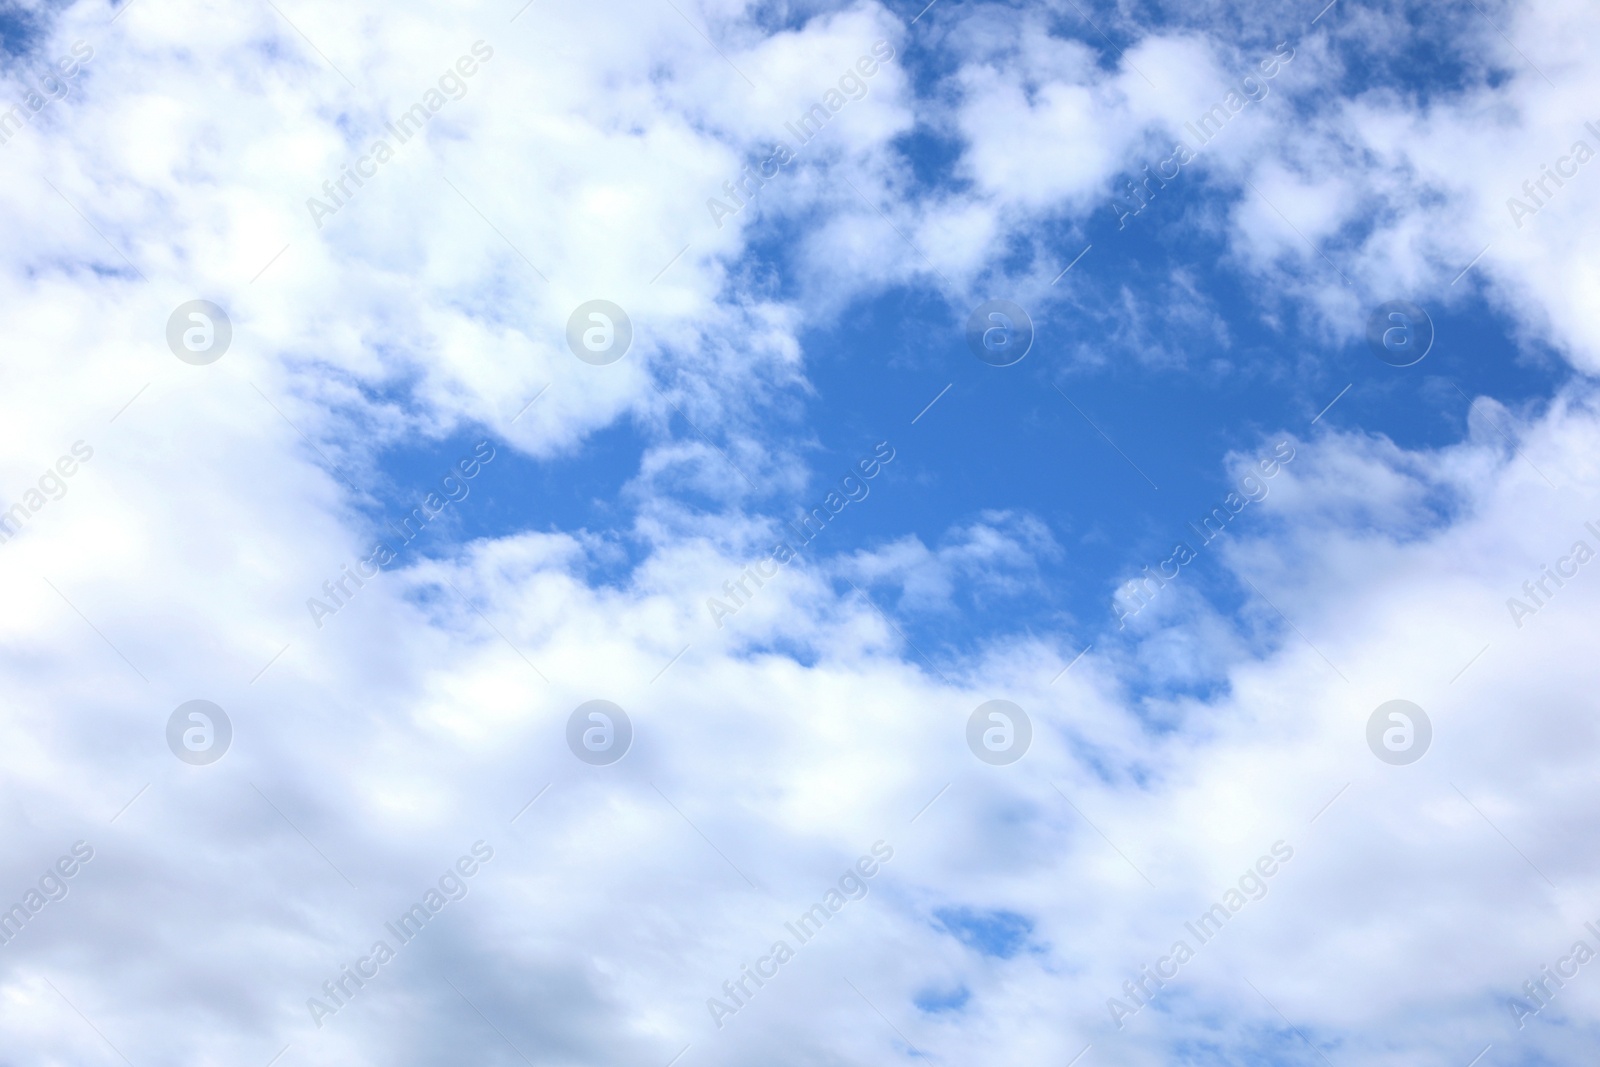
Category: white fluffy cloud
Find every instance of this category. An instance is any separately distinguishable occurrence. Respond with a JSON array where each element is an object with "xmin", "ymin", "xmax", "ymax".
[{"xmin": 3, "ymin": 0, "xmax": 1600, "ymax": 1065}]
